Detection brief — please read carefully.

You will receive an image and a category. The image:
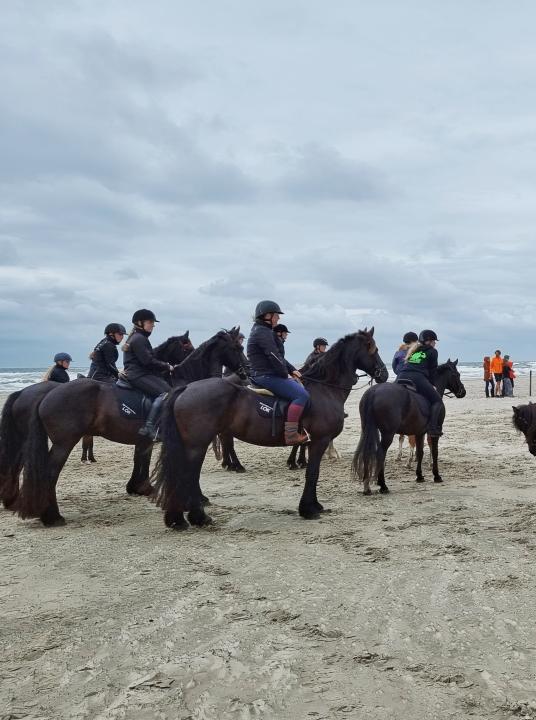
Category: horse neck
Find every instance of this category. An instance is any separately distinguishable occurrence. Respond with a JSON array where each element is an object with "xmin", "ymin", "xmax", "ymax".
[
  {"xmin": 174, "ymin": 340, "xmax": 223, "ymax": 383},
  {"xmin": 434, "ymin": 370, "xmax": 448, "ymax": 397}
]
